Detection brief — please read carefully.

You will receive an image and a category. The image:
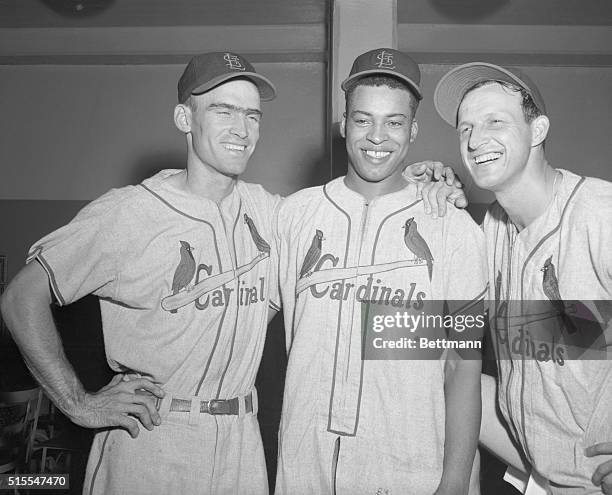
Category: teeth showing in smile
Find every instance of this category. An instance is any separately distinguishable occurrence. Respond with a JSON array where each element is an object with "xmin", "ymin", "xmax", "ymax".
[
  {"xmin": 224, "ymin": 144, "xmax": 246, "ymax": 151},
  {"xmin": 474, "ymin": 152, "xmax": 502, "ymax": 164},
  {"xmin": 364, "ymin": 150, "xmax": 391, "ymax": 159}
]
